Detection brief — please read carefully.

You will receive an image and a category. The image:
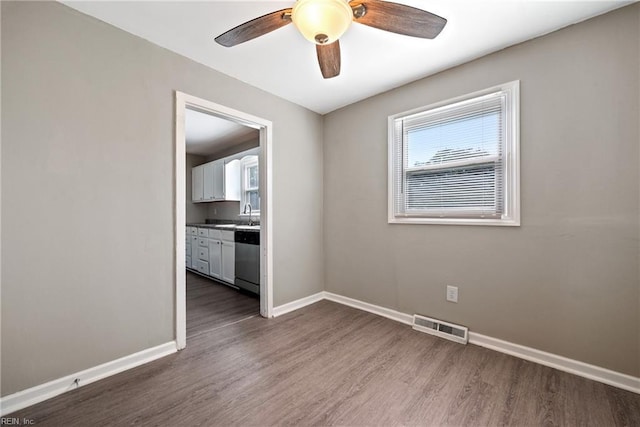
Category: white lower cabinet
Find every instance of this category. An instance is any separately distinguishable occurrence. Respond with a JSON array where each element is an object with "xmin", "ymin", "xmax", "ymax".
[
  {"xmin": 221, "ymin": 240, "xmax": 235, "ymax": 284},
  {"xmin": 187, "ymin": 227, "xmax": 235, "ymax": 286},
  {"xmin": 186, "ymin": 227, "xmax": 197, "ymax": 269},
  {"xmin": 194, "ymin": 259, "xmax": 209, "ymax": 275},
  {"xmin": 209, "ymin": 238, "xmax": 222, "ymax": 279},
  {"xmin": 185, "ymin": 235, "xmax": 192, "ymax": 268},
  {"xmin": 191, "ymin": 235, "xmax": 198, "ymax": 267},
  {"xmin": 197, "ymin": 245, "xmax": 209, "ymax": 260},
  {"xmin": 196, "ymin": 235, "xmax": 209, "ymax": 275}
]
